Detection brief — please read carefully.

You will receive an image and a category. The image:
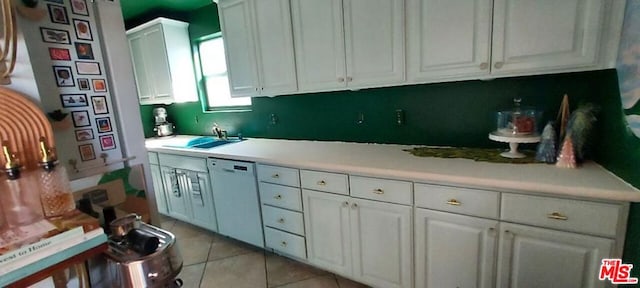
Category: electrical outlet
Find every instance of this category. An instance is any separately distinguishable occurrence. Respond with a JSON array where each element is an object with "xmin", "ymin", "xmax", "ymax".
[
  {"xmin": 270, "ymin": 113, "xmax": 278, "ymax": 125},
  {"xmin": 396, "ymin": 109, "xmax": 404, "ymax": 126},
  {"xmin": 357, "ymin": 112, "xmax": 365, "ymax": 125}
]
